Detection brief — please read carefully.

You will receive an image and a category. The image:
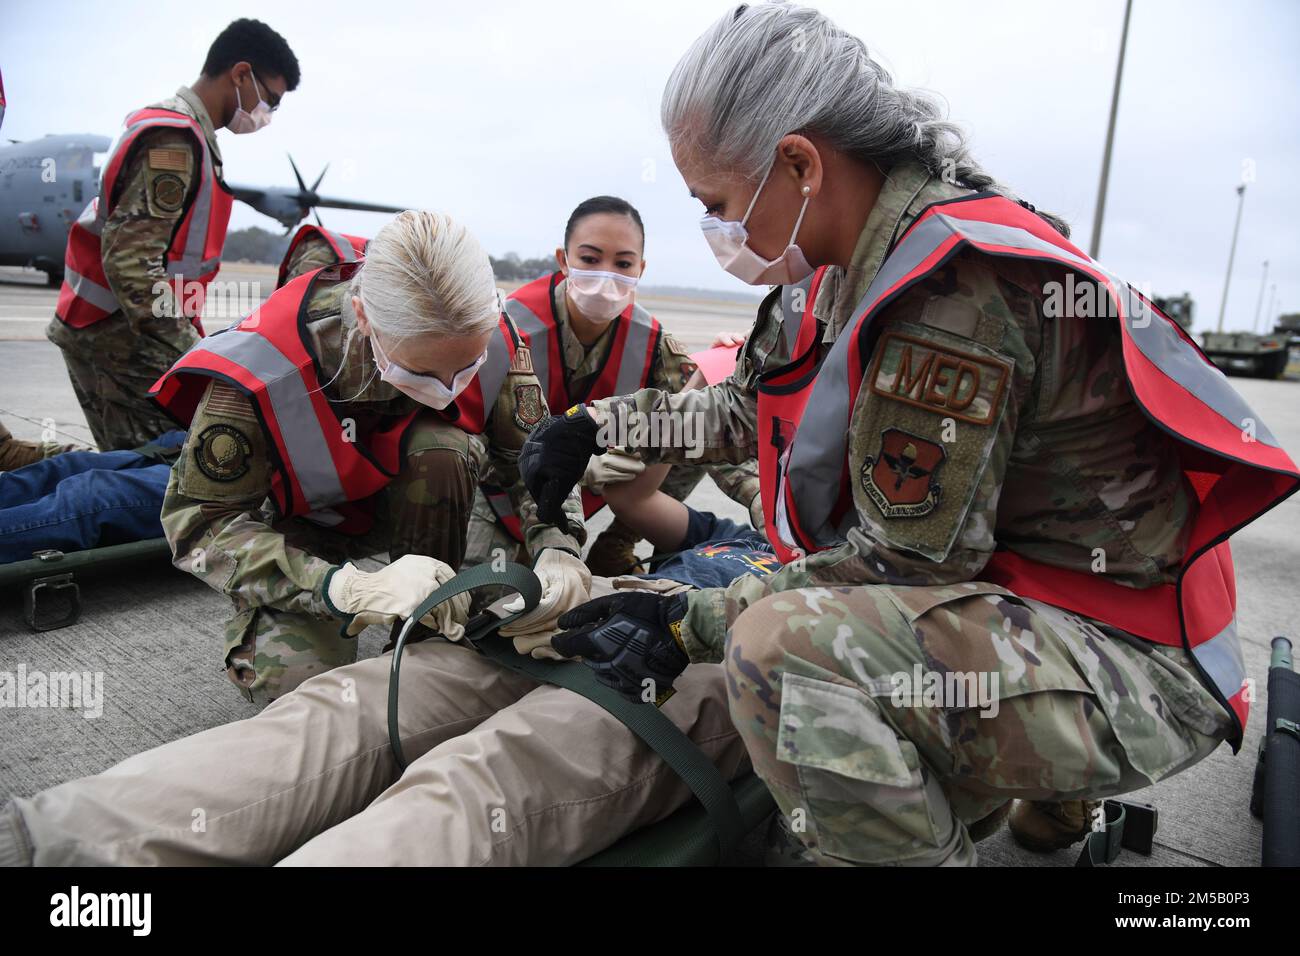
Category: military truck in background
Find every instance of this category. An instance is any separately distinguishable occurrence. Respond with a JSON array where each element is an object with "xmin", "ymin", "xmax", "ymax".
[
  {"xmin": 1276, "ymin": 312, "xmax": 1300, "ymax": 350},
  {"xmin": 1153, "ymin": 293, "xmax": 1195, "ymax": 332},
  {"xmin": 1201, "ymin": 329, "xmax": 1289, "ymax": 379},
  {"xmin": 1152, "ymin": 292, "xmax": 1290, "ymax": 380}
]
